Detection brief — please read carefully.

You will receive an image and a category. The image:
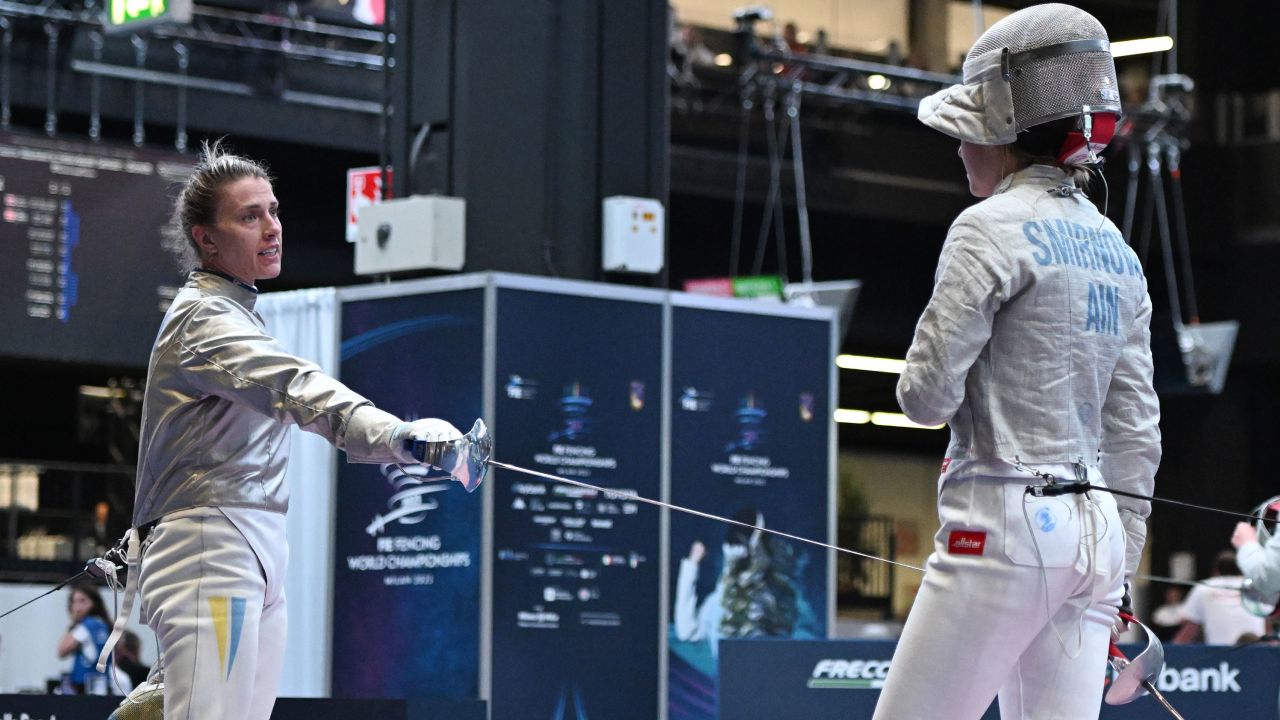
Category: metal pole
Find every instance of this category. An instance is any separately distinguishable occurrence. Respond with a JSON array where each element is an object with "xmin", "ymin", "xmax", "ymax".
[
  {"xmin": 88, "ymin": 31, "xmax": 103, "ymax": 141},
  {"xmin": 131, "ymin": 34, "xmax": 148, "ymax": 147},
  {"xmin": 1122, "ymin": 138, "xmax": 1141, "ymax": 243},
  {"xmin": 175, "ymin": 42, "xmax": 189, "ymax": 151},
  {"xmin": 0, "ymin": 17, "xmax": 11, "ymax": 130},
  {"xmin": 752, "ymin": 78, "xmax": 781, "ymax": 276},
  {"xmin": 379, "ymin": 0, "xmax": 395, "ymax": 203},
  {"xmin": 788, "ymin": 80, "xmax": 814, "ymax": 285},
  {"xmin": 729, "ymin": 79, "xmax": 754, "ymax": 277},
  {"xmin": 44, "ymin": 22, "xmax": 58, "ymax": 137},
  {"xmin": 1148, "ymin": 140, "xmax": 1184, "ymax": 326},
  {"xmin": 771, "ymin": 98, "xmax": 789, "ymax": 282},
  {"xmin": 1164, "ymin": 141, "xmax": 1199, "ymax": 323}
]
